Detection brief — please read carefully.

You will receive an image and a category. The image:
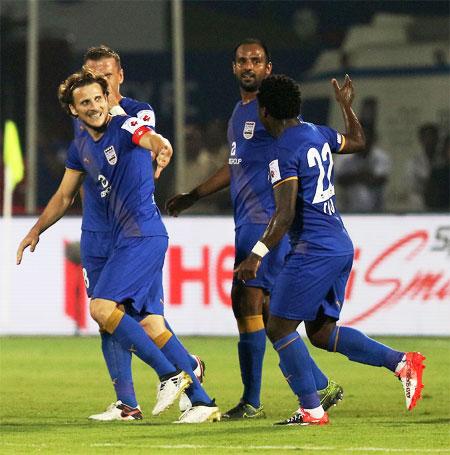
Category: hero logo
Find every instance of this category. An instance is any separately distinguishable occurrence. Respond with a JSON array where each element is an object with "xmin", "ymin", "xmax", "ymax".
[
  {"xmin": 228, "ymin": 141, "xmax": 242, "ymax": 165},
  {"xmin": 103, "ymin": 145, "xmax": 117, "ymax": 165},
  {"xmin": 243, "ymin": 121, "xmax": 255, "ymax": 139},
  {"xmin": 98, "ymin": 174, "xmax": 111, "ymax": 198}
]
